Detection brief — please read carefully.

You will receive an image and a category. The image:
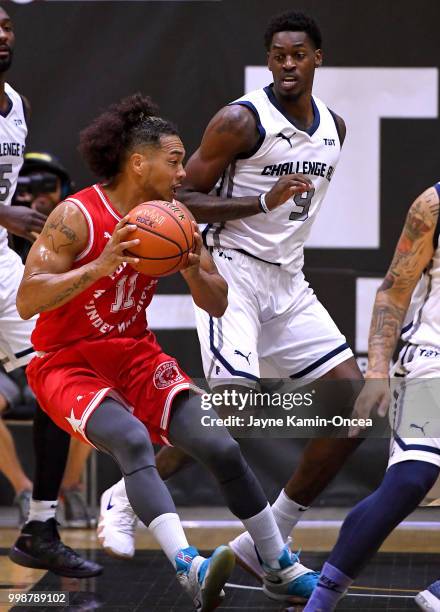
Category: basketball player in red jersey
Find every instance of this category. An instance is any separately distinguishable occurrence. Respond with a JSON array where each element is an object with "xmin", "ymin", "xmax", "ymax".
[
  {"xmin": 102, "ymin": 12, "xmax": 361, "ymax": 600},
  {"xmin": 16, "ymin": 94, "xmax": 326, "ymax": 609}
]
